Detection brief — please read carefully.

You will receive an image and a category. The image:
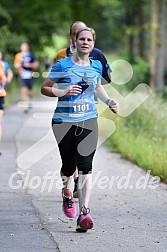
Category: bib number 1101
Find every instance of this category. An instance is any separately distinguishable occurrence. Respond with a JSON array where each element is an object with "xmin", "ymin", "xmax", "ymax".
[{"xmin": 73, "ymin": 103, "xmax": 90, "ymax": 113}]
